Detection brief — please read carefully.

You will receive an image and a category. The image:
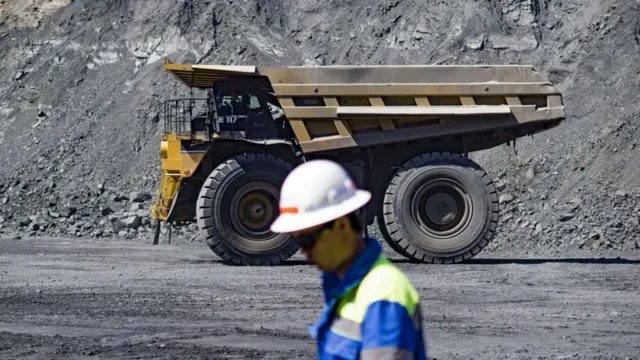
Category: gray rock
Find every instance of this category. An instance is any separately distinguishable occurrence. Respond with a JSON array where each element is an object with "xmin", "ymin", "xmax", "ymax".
[
  {"xmin": 535, "ymin": 223, "xmax": 543, "ymax": 233},
  {"xmin": 465, "ymin": 35, "xmax": 485, "ymax": 50},
  {"xmin": 588, "ymin": 229, "xmax": 603, "ymax": 240},
  {"xmin": 559, "ymin": 213, "xmax": 575, "ymax": 222},
  {"xmin": 130, "ymin": 203, "xmax": 143, "ymax": 211},
  {"xmin": 123, "ymin": 215, "xmax": 141, "ymax": 229},
  {"xmin": 495, "ymin": 178, "xmax": 508, "ymax": 192},
  {"xmin": 112, "ymin": 194, "xmax": 129, "ymax": 202},
  {"xmin": 133, "ymin": 50, "xmax": 149, "ymax": 59},
  {"xmin": 112, "ymin": 219, "xmax": 127, "ymax": 232},
  {"xmin": 130, "ymin": 192, "xmax": 152, "ymax": 203},
  {"xmin": 524, "ymin": 167, "xmax": 535, "ymax": 180},
  {"xmin": 107, "ymin": 200, "xmax": 123, "ymax": 213},
  {"xmin": 488, "ymin": 34, "xmax": 538, "ymax": 51},
  {"xmin": 499, "ymin": 193, "xmax": 515, "ymax": 204},
  {"xmin": 61, "ymin": 206, "xmax": 77, "ymax": 218}
]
